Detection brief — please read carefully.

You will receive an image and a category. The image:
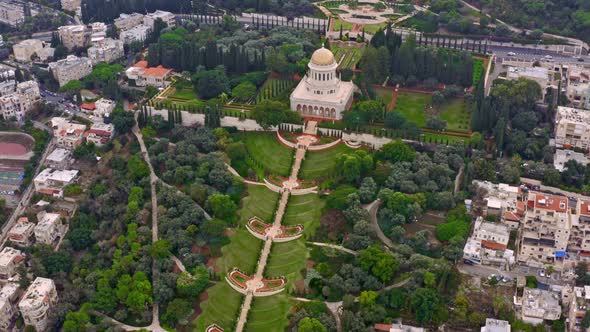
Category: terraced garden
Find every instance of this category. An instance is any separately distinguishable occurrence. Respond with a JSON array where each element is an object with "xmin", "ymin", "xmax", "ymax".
[
  {"xmin": 194, "ymin": 185, "xmax": 279, "ymax": 331},
  {"xmin": 473, "ymin": 57, "xmax": 485, "ymax": 85}
]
